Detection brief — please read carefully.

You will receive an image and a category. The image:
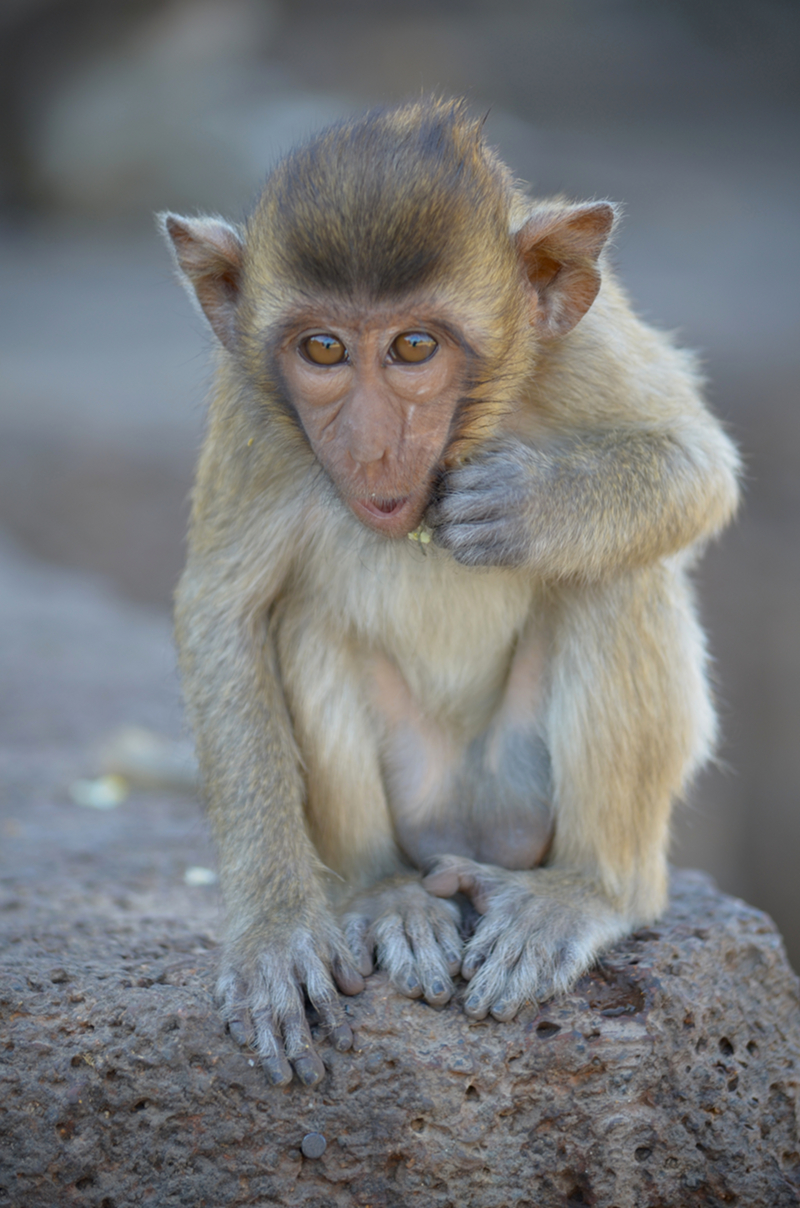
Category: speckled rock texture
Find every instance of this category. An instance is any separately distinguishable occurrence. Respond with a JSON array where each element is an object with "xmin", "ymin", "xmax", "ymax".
[{"xmin": 2, "ymin": 870, "xmax": 798, "ymax": 1208}]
